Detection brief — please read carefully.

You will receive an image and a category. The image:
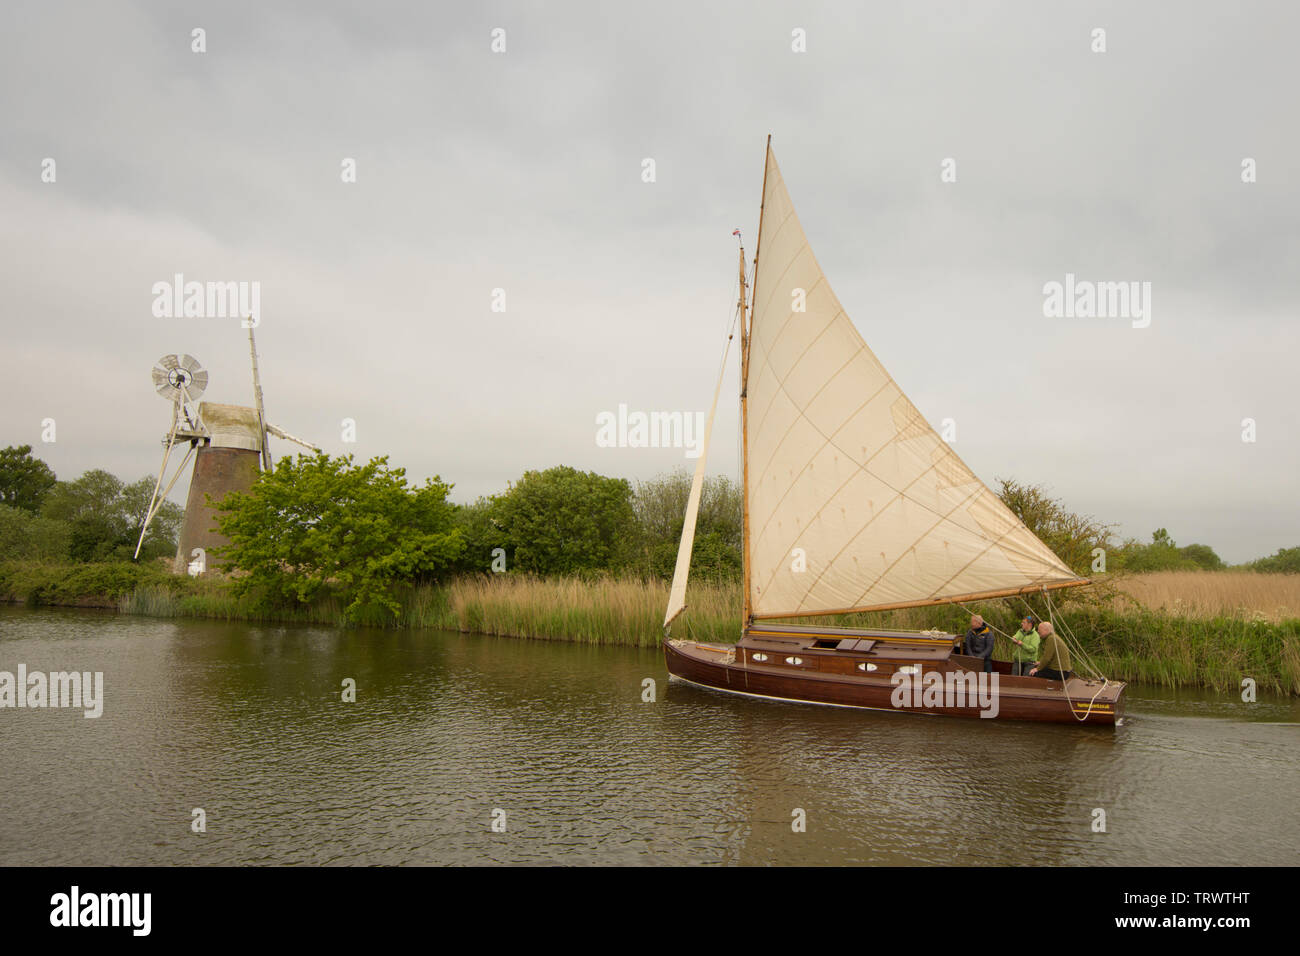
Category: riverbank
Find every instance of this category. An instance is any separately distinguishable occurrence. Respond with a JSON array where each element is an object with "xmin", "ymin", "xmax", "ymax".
[
  {"xmin": 426, "ymin": 574, "xmax": 1299, "ymax": 695},
  {"xmin": 3, "ymin": 561, "xmax": 1297, "ymax": 695}
]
